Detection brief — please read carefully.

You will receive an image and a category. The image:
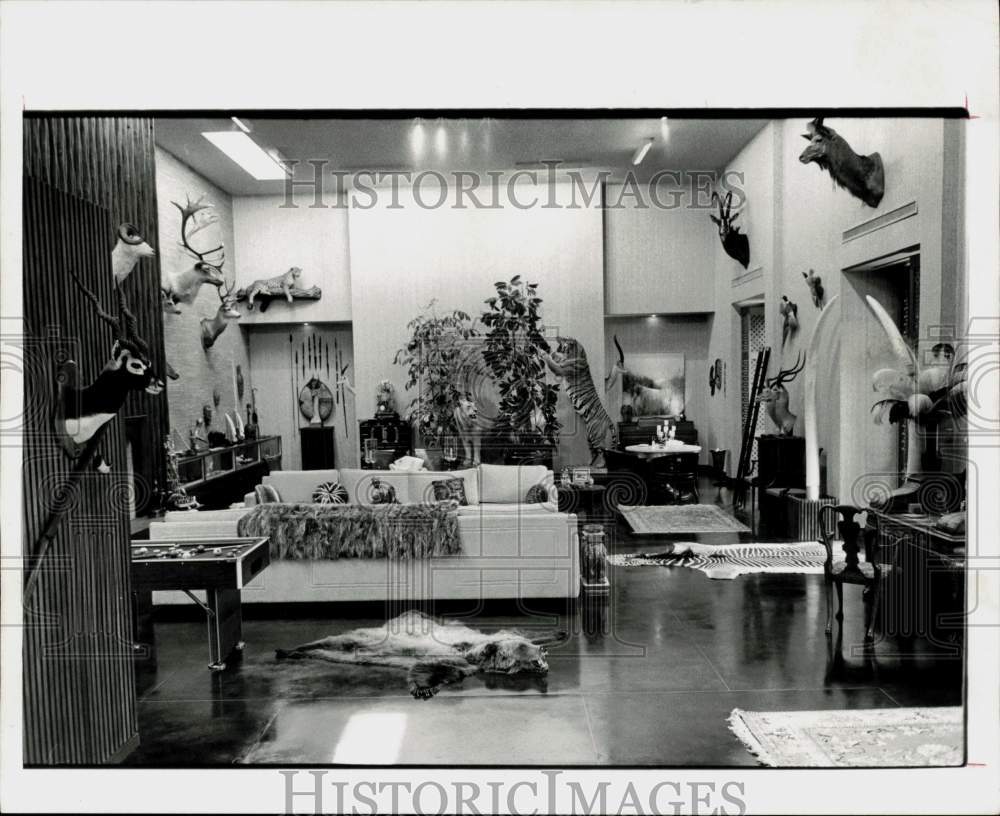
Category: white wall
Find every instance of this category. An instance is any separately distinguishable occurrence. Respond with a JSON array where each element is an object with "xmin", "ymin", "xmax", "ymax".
[
  {"xmin": 348, "ymin": 180, "xmax": 605, "ymax": 469},
  {"xmin": 232, "ymin": 196, "xmax": 351, "ymax": 323},
  {"xmin": 156, "ymin": 147, "xmax": 251, "ymax": 440}
]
